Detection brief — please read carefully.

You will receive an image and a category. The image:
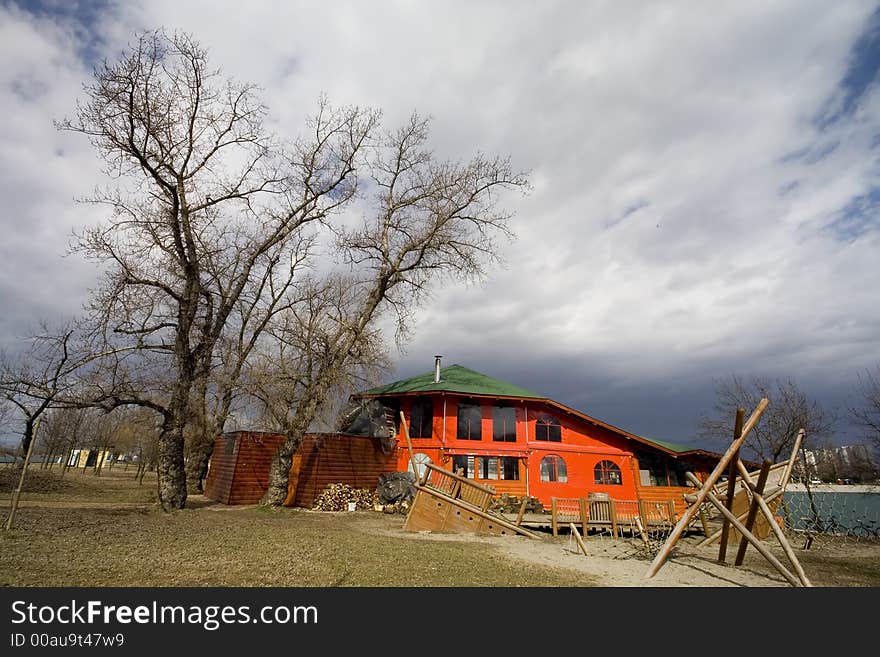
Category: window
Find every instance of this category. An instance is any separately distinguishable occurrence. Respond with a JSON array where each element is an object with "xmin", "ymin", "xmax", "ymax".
[
  {"xmin": 410, "ymin": 398, "xmax": 433, "ymax": 438},
  {"xmin": 501, "ymin": 456, "xmax": 520, "ymax": 481},
  {"xmin": 492, "ymin": 403, "xmax": 517, "ymax": 442},
  {"xmin": 463, "ymin": 456, "xmax": 521, "ymax": 480},
  {"xmin": 540, "ymin": 455, "xmax": 567, "ymax": 482},
  {"xmin": 408, "ymin": 453, "xmax": 432, "ymax": 479},
  {"xmin": 636, "ymin": 450, "xmax": 688, "ymax": 487},
  {"xmin": 452, "ymin": 454, "xmax": 475, "ymax": 478},
  {"xmin": 478, "ymin": 456, "xmax": 499, "ymax": 480},
  {"xmin": 534, "ymin": 415, "xmax": 561, "ymax": 442},
  {"xmin": 594, "ymin": 460, "xmax": 622, "ymax": 485},
  {"xmin": 457, "ymin": 399, "xmax": 483, "ymax": 440}
]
